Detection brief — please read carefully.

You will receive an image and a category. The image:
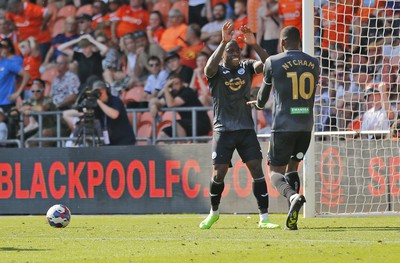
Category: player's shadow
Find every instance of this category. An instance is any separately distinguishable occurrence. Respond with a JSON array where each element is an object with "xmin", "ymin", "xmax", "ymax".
[
  {"xmin": 307, "ymin": 226, "xmax": 400, "ymax": 232},
  {"xmin": 0, "ymin": 247, "xmax": 51, "ymax": 251}
]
